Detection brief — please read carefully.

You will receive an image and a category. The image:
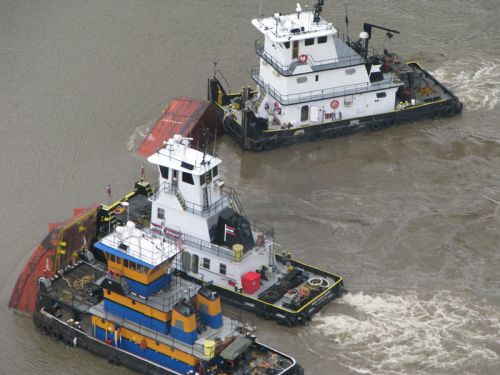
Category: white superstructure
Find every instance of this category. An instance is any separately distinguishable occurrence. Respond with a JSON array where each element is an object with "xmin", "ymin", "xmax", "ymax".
[
  {"xmin": 250, "ymin": 5, "xmax": 401, "ymax": 129},
  {"xmin": 147, "ymin": 135, "xmax": 273, "ymax": 289},
  {"xmin": 148, "ymin": 135, "xmax": 225, "ymax": 242}
]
